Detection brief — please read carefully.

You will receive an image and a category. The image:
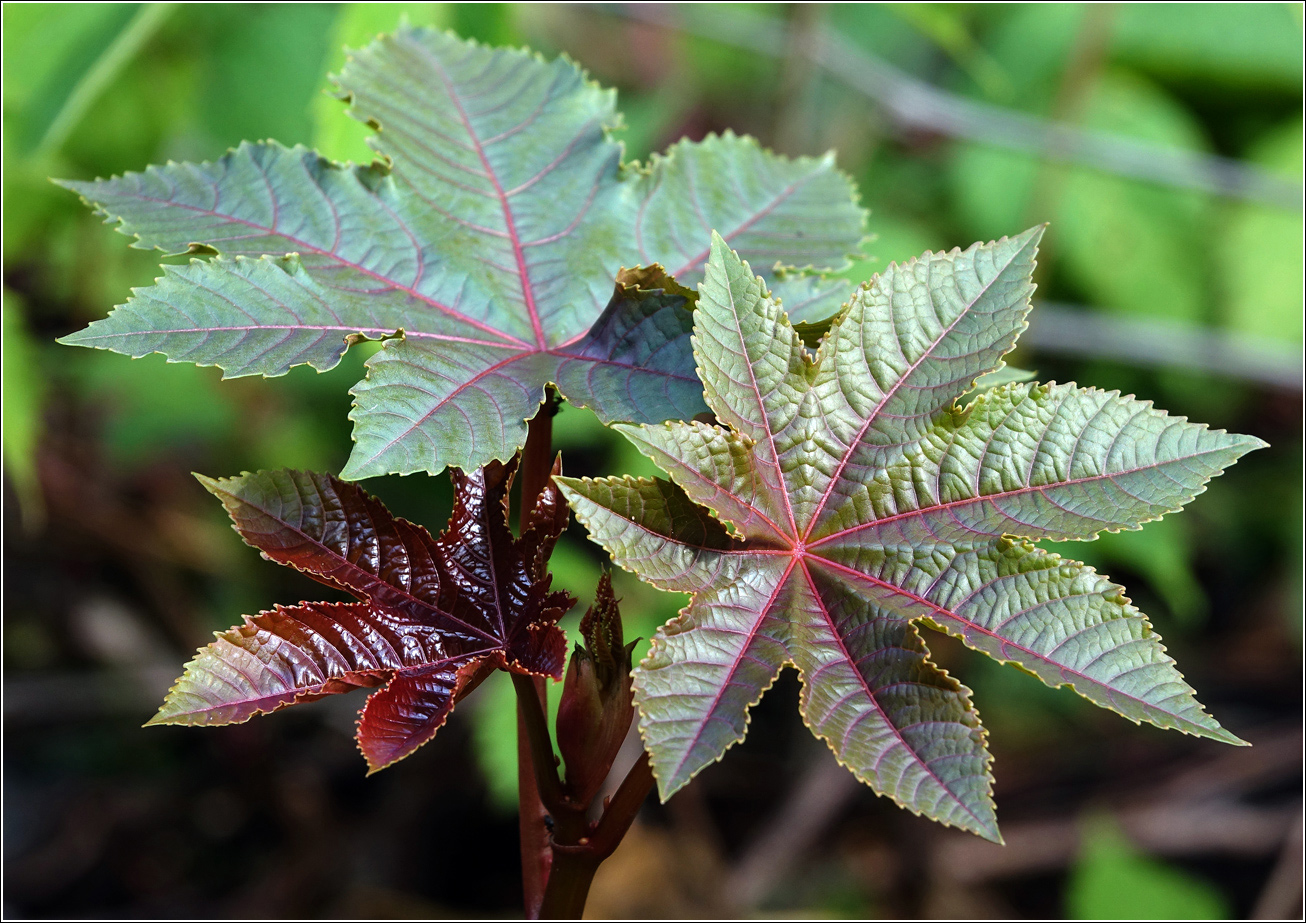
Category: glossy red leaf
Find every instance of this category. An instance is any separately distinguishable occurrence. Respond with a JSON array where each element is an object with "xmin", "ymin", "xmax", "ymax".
[{"xmin": 152, "ymin": 457, "xmax": 574, "ymax": 772}]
